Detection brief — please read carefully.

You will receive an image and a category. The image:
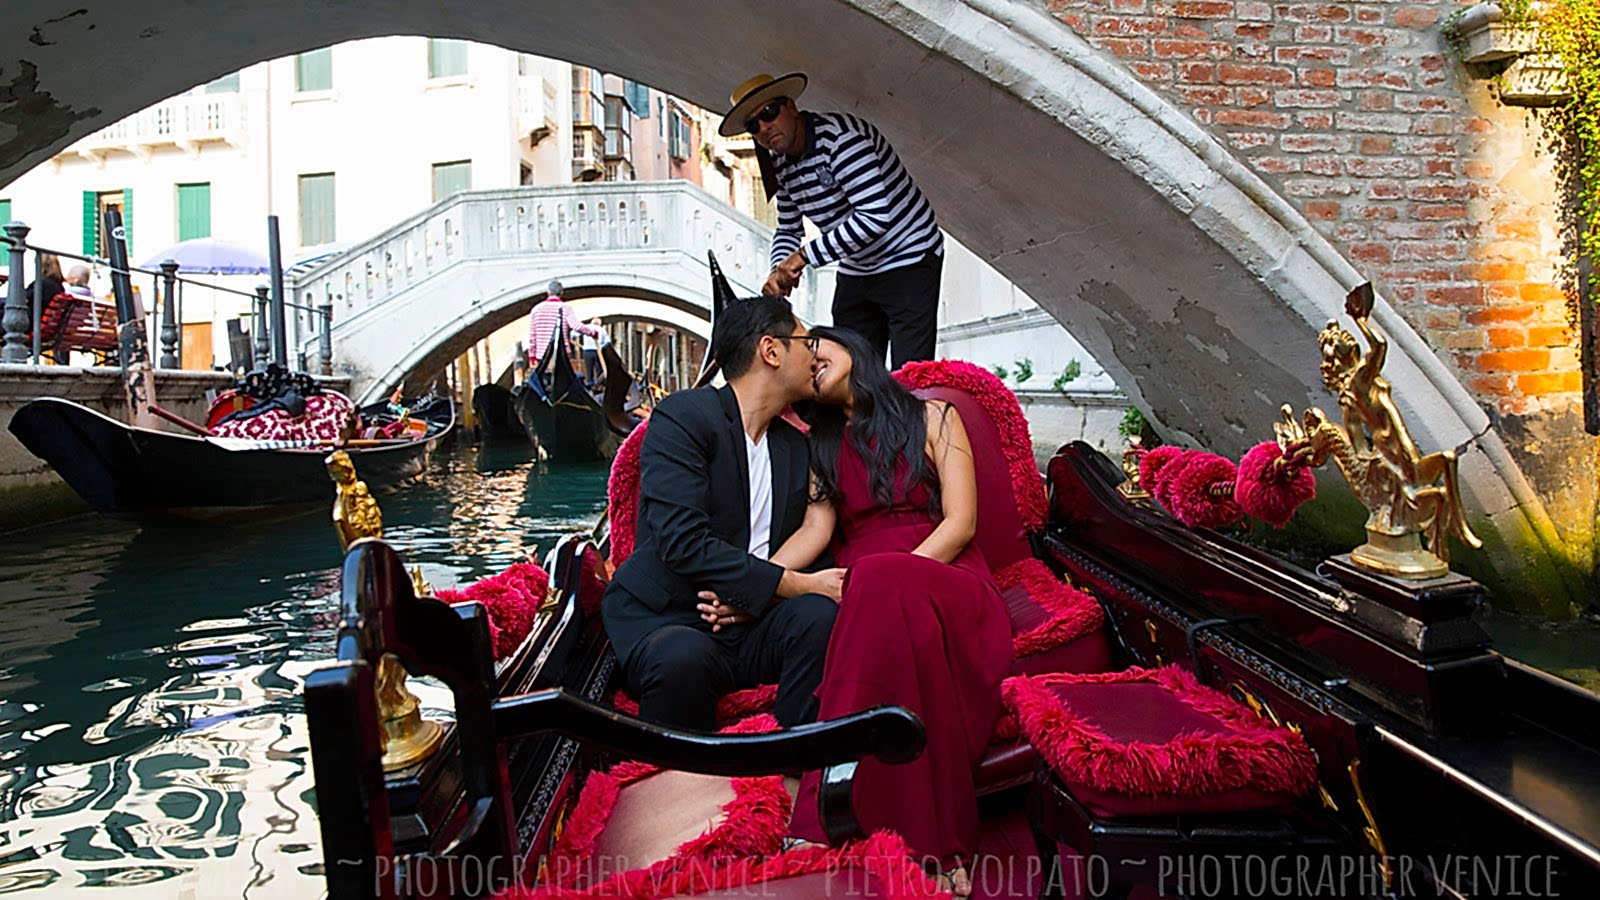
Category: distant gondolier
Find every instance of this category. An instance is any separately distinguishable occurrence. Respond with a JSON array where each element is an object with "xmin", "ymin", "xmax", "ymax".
[
  {"xmin": 526, "ymin": 280, "xmax": 602, "ymax": 368},
  {"xmin": 721, "ymin": 73, "xmax": 943, "ymax": 369}
]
